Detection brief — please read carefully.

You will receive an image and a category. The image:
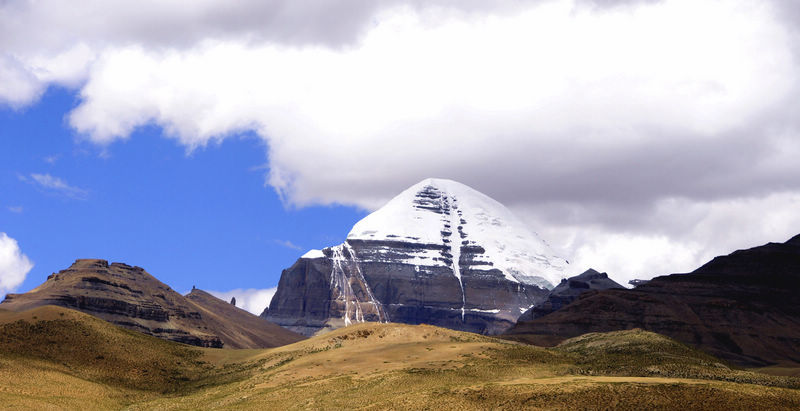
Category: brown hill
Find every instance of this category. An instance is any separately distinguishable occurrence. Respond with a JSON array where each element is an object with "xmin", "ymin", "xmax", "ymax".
[
  {"xmin": 0, "ymin": 259, "xmax": 304, "ymax": 349},
  {"xmin": 184, "ymin": 288, "xmax": 302, "ymax": 348},
  {"xmin": 505, "ymin": 235, "xmax": 800, "ymax": 367}
]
